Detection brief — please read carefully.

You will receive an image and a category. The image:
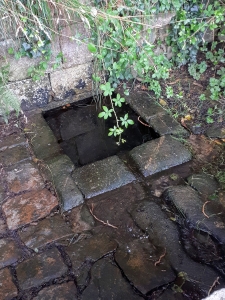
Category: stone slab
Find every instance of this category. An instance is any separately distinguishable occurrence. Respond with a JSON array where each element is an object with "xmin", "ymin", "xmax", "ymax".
[
  {"xmin": 33, "ymin": 282, "xmax": 77, "ymax": 300},
  {"xmin": 0, "ymin": 267, "xmax": 18, "ymax": 299},
  {"xmin": 60, "ymin": 106, "xmax": 96, "ymax": 140},
  {"xmin": 45, "ymin": 155, "xmax": 83, "ymax": 211},
  {"xmin": 68, "ymin": 204, "xmax": 95, "ymax": 233},
  {"xmin": 18, "ymin": 215, "xmax": 73, "ymax": 250},
  {"xmin": 187, "ymin": 174, "xmax": 219, "ymax": 197},
  {"xmin": 0, "ymin": 145, "xmax": 30, "ymax": 167},
  {"xmin": 81, "ymin": 258, "xmax": 142, "ymax": 300},
  {"xmin": 27, "ymin": 113, "xmax": 61, "ymax": 160},
  {"xmin": 72, "ymin": 155, "xmax": 136, "ymax": 198},
  {"xmin": 164, "ymin": 186, "xmax": 225, "ymax": 244},
  {"xmin": 50, "ymin": 64, "xmax": 92, "ymax": 101},
  {"xmin": 7, "ymin": 76, "xmax": 51, "ymax": 111},
  {"xmin": 60, "ymin": 23, "xmax": 93, "ymax": 69},
  {"xmin": 6, "ymin": 161, "xmax": 45, "ymax": 194},
  {"xmin": 0, "ymin": 133, "xmax": 27, "ymax": 151},
  {"xmin": 129, "ymin": 200, "xmax": 223, "ymax": 293},
  {"xmin": 65, "ymin": 233, "xmax": 117, "ymax": 271},
  {"xmin": 206, "ymin": 126, "xmax": 225, "ymax": 139},
  {"xmin": 16, "ymin": 248, "xmax": 67, "ymax": 290},
  {"xmin": 0, "ymin": 238, "xmax": 23, "ymax": 269},
  {"xmin": 129, "ymin": 135, "xmax": 192, "ymax": 177},
  {"xmin": 149, "ymin": 113, "xmax": 188, "ymax": 137},
  {"xmin": 115, "ymin": 239, "xmax": 175, "ymax": 294},
  {"xmin": 2, "ymin": 189, "xmax": 58, "ymax": 230}
]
